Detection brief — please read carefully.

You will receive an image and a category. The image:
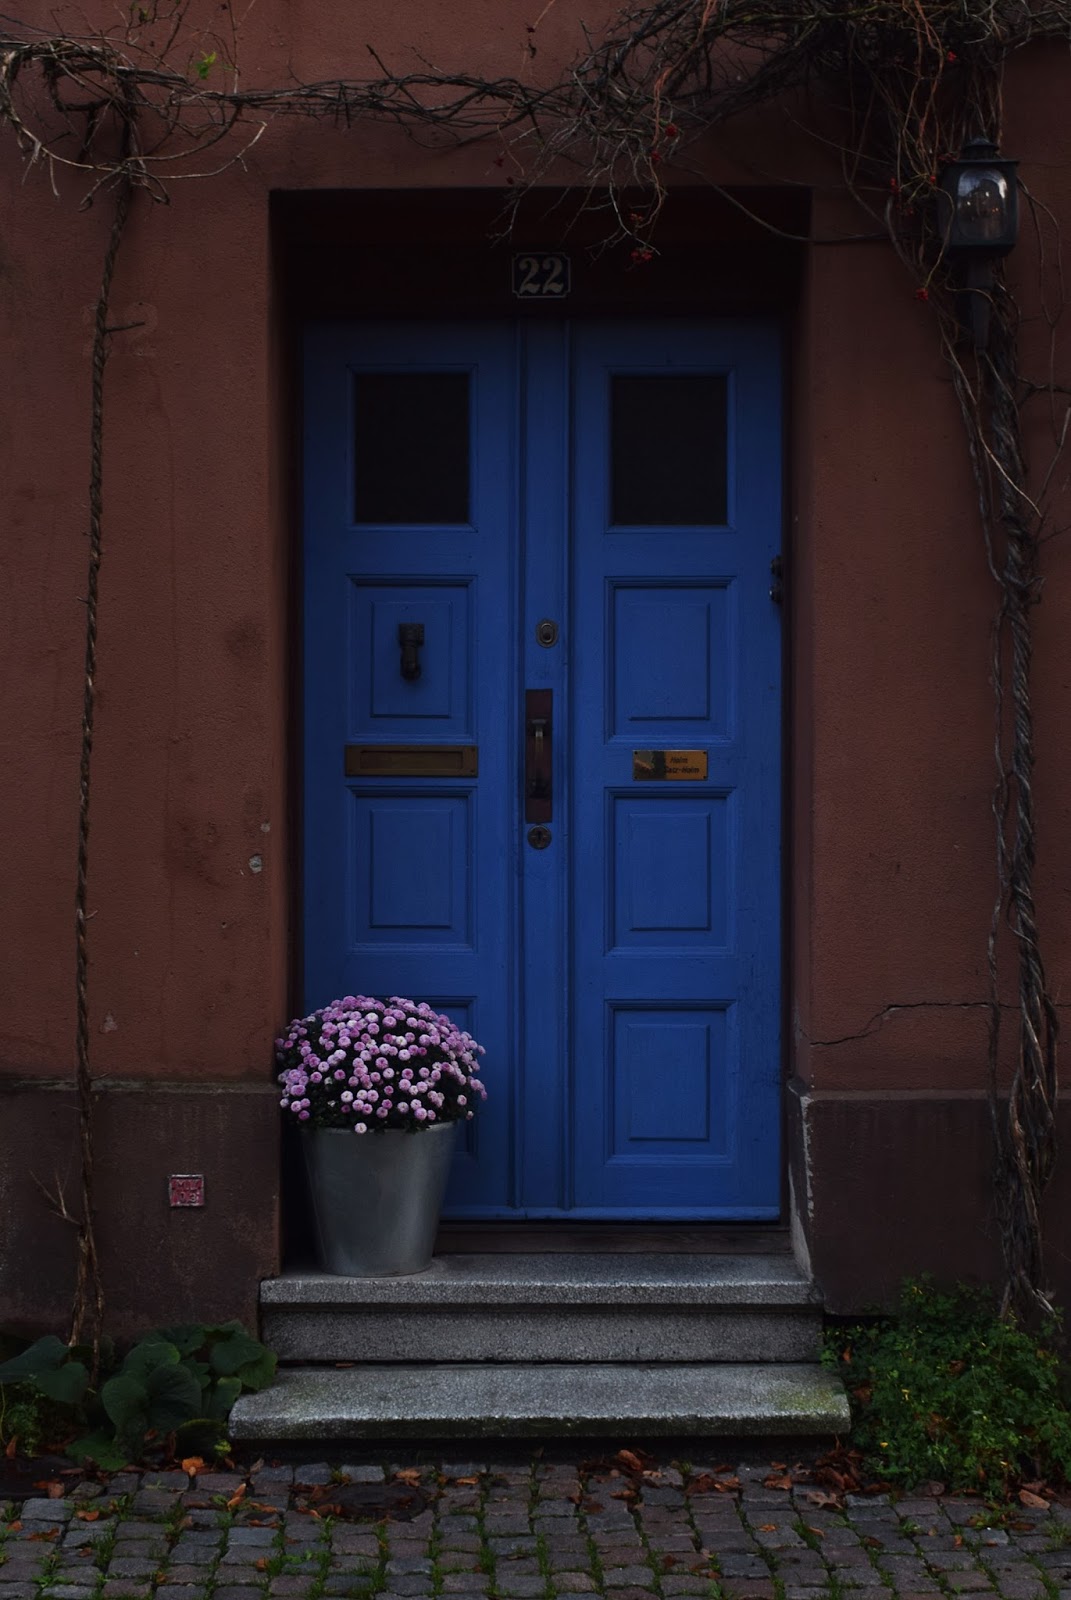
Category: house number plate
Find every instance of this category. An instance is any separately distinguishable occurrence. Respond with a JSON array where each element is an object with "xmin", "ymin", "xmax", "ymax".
[
  {"xmin": 513, "ymin": 253, "xmax": 571, "ymax": 298},
  {"xmin": 633, "ymin": 750, "xmax": 708, "ymax": 781}
]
